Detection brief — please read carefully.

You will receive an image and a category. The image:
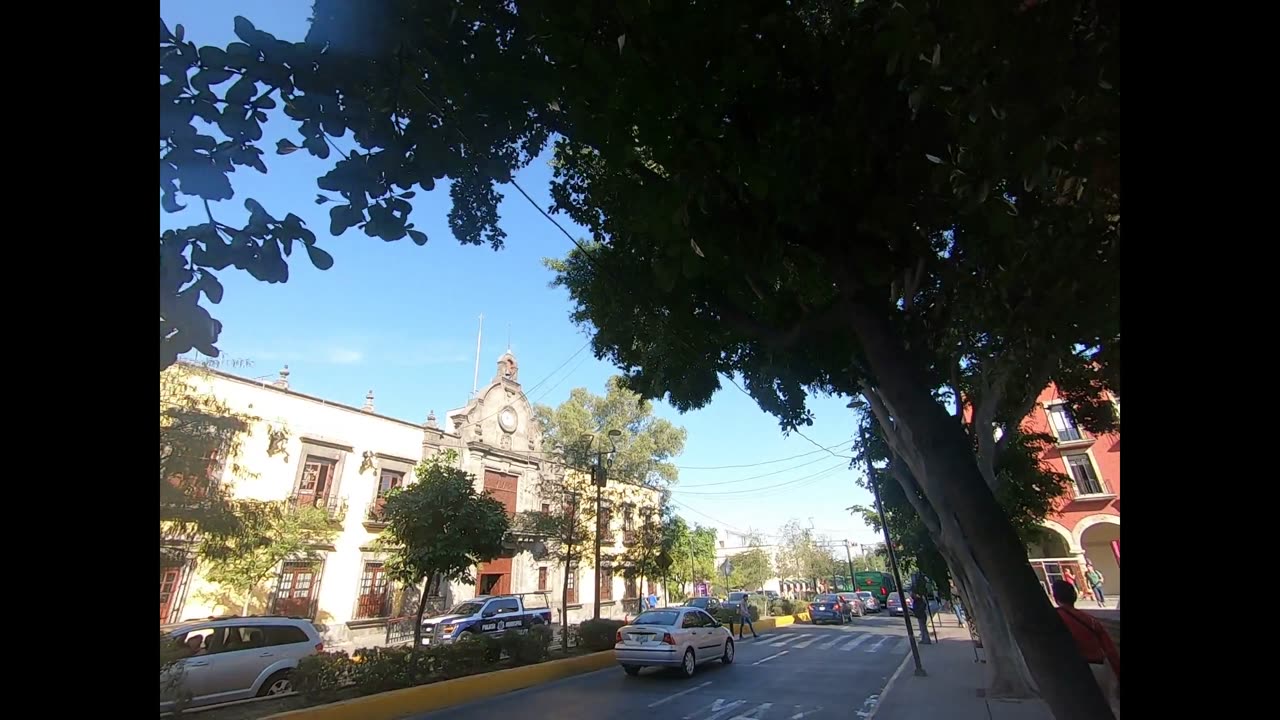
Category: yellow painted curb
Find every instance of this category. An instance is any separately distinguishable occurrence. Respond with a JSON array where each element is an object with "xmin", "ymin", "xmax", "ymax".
[
  {"xmin": 265, "ymin": 612, "xmax": 815, "ymax": 720},
  {"xmin": 262, "ymin": 650, "xmax": 614, "ymax": 720}
]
